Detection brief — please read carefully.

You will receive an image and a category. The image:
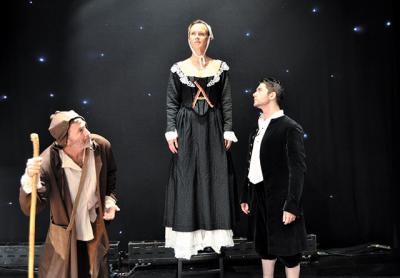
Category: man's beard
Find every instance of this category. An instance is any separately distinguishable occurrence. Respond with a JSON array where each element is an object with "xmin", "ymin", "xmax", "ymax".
[
  {"xmin": 83, "ymin": 138, "xmax": 91, "ymax": 149},
  {"xmin": 69, "ymin": 137, "xmax": 91, "ymax": 150}
]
